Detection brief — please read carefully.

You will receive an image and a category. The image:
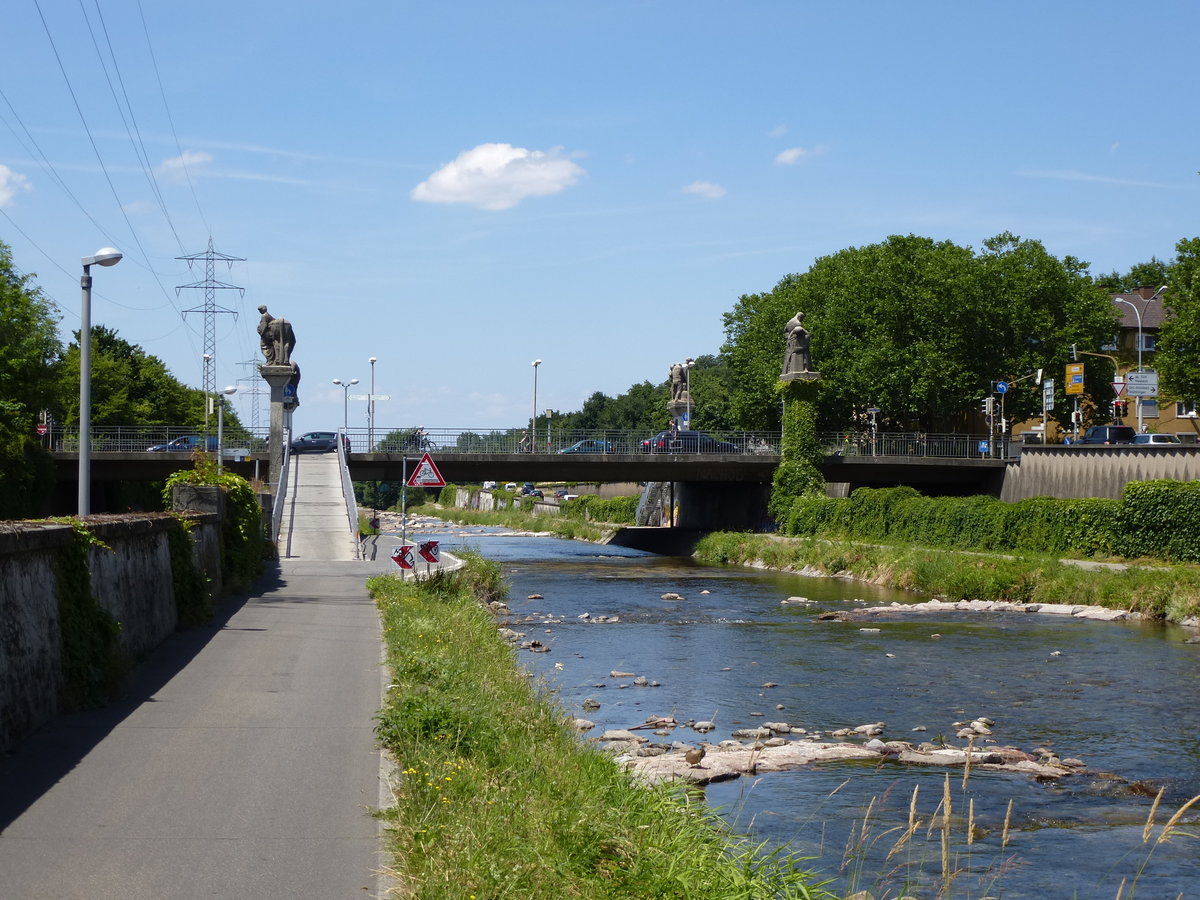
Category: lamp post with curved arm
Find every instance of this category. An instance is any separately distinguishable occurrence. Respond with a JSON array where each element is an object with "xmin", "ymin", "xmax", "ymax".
[
  {"xmin": 79, "ymin": 247, "xmax": 123, "ymax": 516},
  {"xmin": 1115, "ymin": 285, "xmax": 1166, "ymax": 434},
  {"xmin": 332, "ymin": 377, "xmax": 358, "ymax": 432}
]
